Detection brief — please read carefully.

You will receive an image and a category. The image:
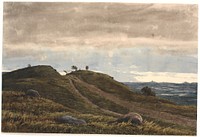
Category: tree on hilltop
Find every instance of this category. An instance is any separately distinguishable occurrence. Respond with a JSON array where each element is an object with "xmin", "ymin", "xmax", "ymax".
[
  {"xmin": 27, "ymin": 64, "xmax": 31, "ymax": 67},
  {"xmin": 86, "ymin": 66, "xmax": 89, "ymax": 70},
  {"xmin": 63, "ymin": 70, "xmax": 68, "ymax": 75},
  {"xmin": 71, "ymin": 65, "xmax": 78, "ymax": 71}
]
